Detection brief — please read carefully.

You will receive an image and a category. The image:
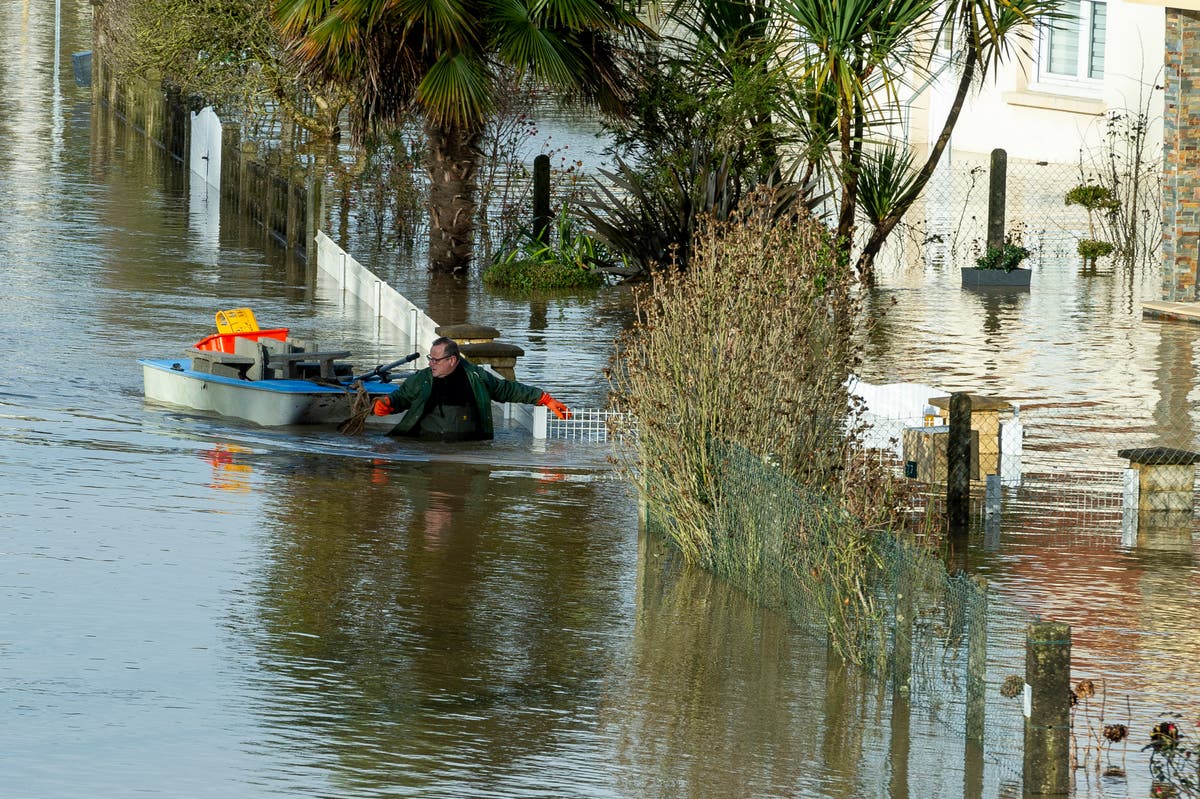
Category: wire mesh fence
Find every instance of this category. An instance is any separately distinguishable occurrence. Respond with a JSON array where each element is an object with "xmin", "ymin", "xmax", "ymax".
[
  {"xmin": 879, "ymin": 146, "xmax": 1162, "ymax": 277},
  {"xmin": 642, "ymin": 440, "xmax": 1042, "ymax": 791},
  {"xmin": 852, "ymin": 383, "xmax": 1200, "ymax": 552},
  {"xmin": 543, "ymin": 409, "xmax": 633, "ymax": 443},
  {"xmin": 898, "ymin": 152, "xmax": 1095, "ymax": 270}
]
